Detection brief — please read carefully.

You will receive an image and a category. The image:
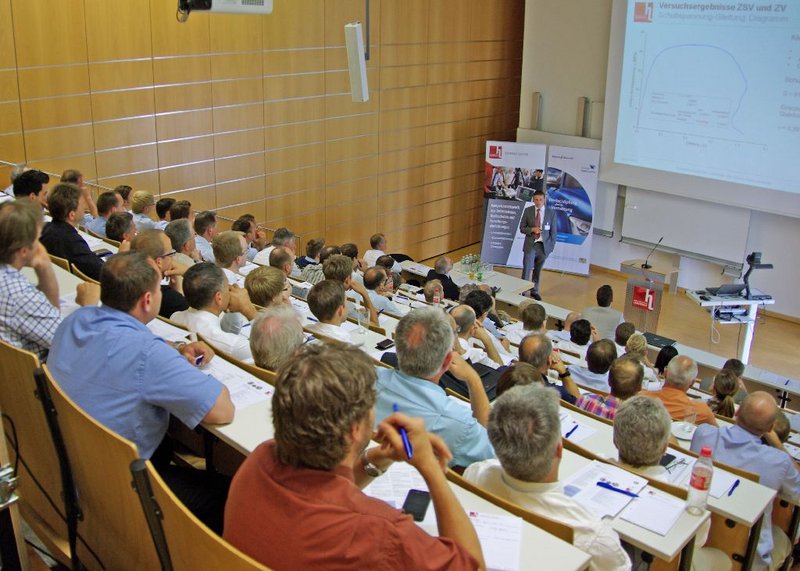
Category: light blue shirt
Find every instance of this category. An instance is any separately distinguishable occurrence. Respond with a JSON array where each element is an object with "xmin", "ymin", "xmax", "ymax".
[
  {"xmin": 48, "ymin": 306, "xmax": 223, "ymax": 459},
  {"xmin": 154, "ymin": 220, "xmax": 168, "ymax": 231},
  {"xmin": 367, "ymin": 289, "xmax": 402, "ymax": 315},
  {"xmin": 195, "ymin": 235, "xmax": 215, "ymax": 262},
  {"xmin": 85, "ymin": 215, "xmax": 108, "ymax": 237},
  {"xmin": 132, "ymin": 212, "xmax": 156, "ymax": 232},
  {"xmin": 375, "ymin": 368, "xmax": 494, "ymax": 467},
  {"xmin": 691, "ymin": 424, "xmax": 800, "ymax": 568}
]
